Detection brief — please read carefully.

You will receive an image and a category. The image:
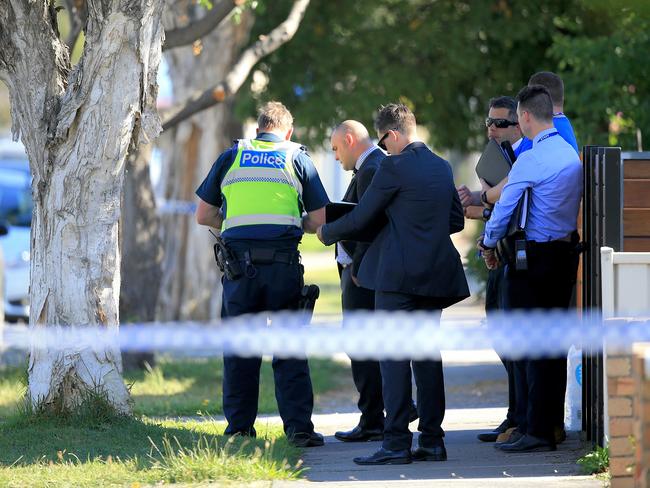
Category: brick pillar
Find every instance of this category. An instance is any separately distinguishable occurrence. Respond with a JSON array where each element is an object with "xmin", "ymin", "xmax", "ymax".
[
  {"xmin": 633, "ymin": 343, "xmax": 650, "ymax": 488},
  {"xmin": 608, "ymin": 350, "xmax": 636, "ymax": 487}
]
